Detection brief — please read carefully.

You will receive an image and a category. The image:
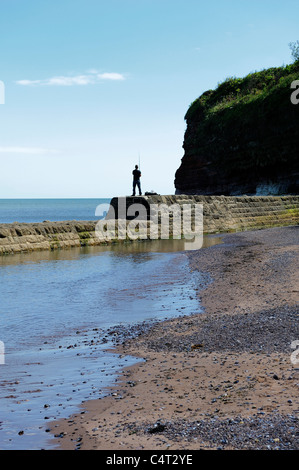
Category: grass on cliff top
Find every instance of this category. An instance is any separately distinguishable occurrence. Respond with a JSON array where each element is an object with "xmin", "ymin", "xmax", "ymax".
[
  {"xmin": 185, "ymin": 61, "xmax": 299, "ymax": 121},
  {"xmin": 183, "ymin": 60, "xmax": 299, "ymax": 175}
]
